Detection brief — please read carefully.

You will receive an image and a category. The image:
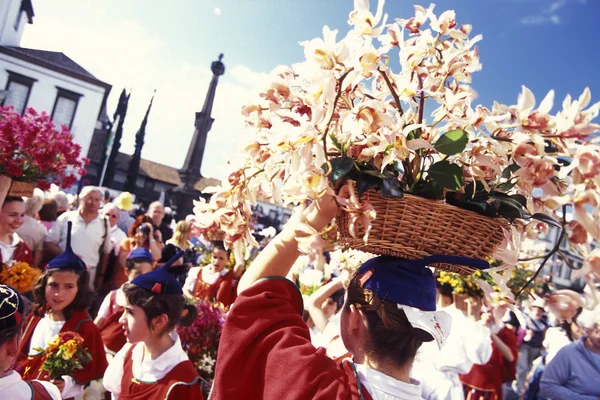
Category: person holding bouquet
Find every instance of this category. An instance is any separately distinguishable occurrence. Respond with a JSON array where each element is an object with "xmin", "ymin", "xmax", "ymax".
[
  {"xmin": 14, "ymin": 222, "xmax": 108, "ymax": 399},
  {"xmin": 95, "ymin": 248, "xmax": 154, "ymax": 360},
  {"xmin": 103, "ymin": 251, "xmax": 203, "ymax": 399},
  {"xmin": 183, "ymin": 241, "xmax": 234, "ymax": 308},
  {"xmin": 0, "ymin": 283, "xmax": 61, "ymax": 399},
  {"xmin": 209, "ymin": 195, "xmax": 455, "ymax": 400}
]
